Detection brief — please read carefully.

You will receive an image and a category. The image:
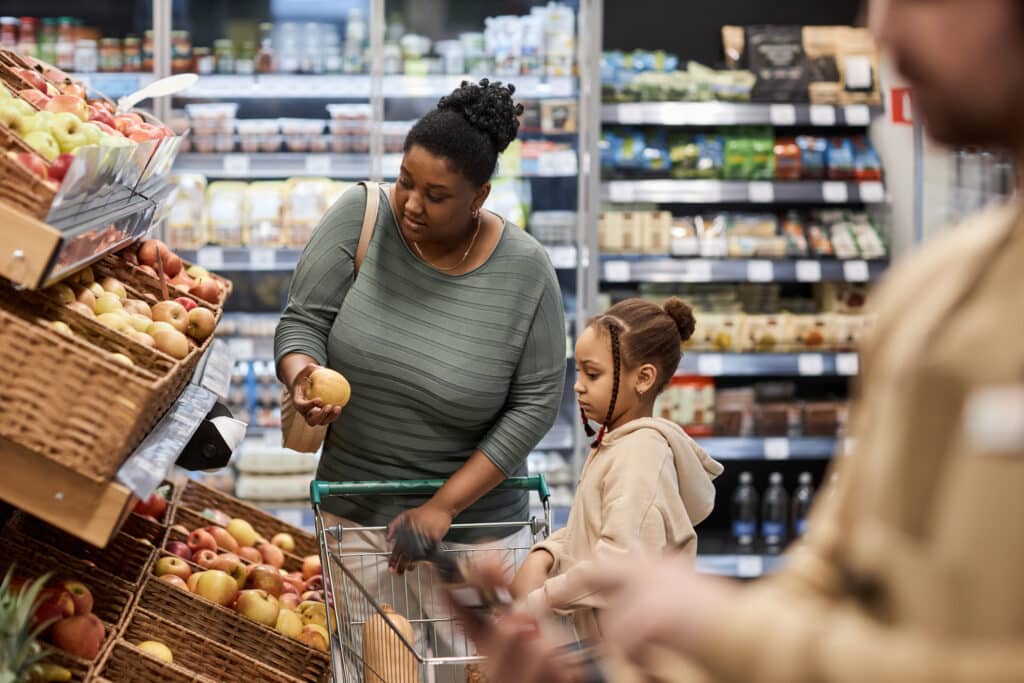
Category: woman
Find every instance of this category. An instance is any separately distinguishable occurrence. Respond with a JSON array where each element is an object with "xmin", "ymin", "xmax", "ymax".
[{"xmin": 274, "ymin": 78, "xmax": 565, "ymax": 638}]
